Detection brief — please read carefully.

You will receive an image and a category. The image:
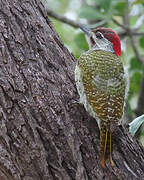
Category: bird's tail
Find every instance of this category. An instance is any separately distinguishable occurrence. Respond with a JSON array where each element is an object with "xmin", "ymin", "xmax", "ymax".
[{"xmin": 99, "ymin": 121, "xmax": 114, "ymax": 167}]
